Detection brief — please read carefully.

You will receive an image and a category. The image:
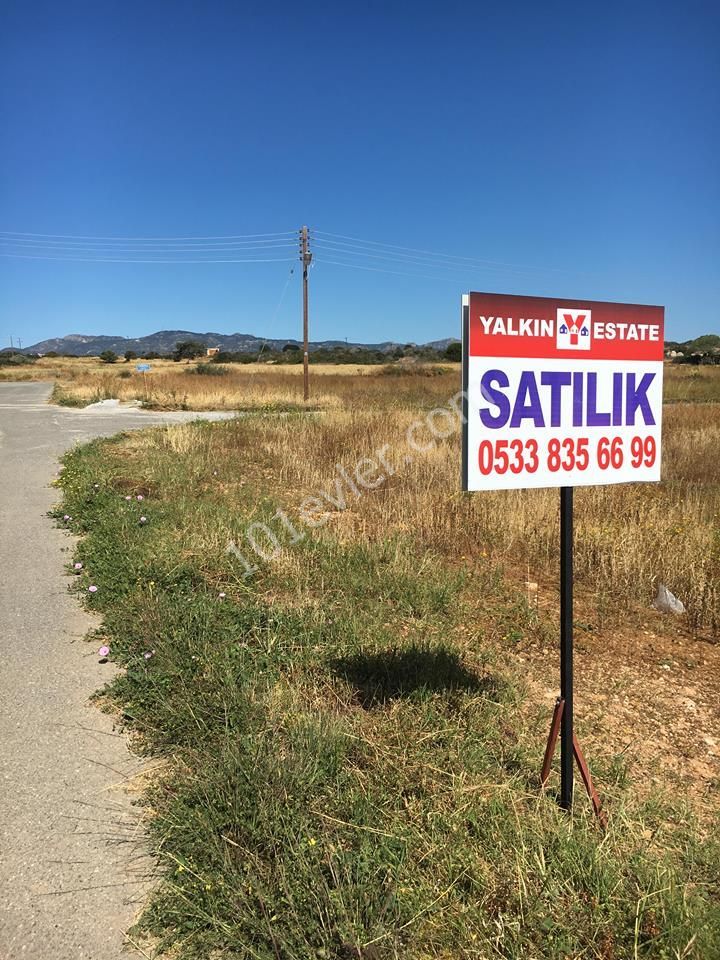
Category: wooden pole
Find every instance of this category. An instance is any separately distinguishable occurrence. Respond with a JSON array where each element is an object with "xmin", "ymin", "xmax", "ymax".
[{"xmin": 301, "ymin": 225, "xmax": 312, "ymax": 401}]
